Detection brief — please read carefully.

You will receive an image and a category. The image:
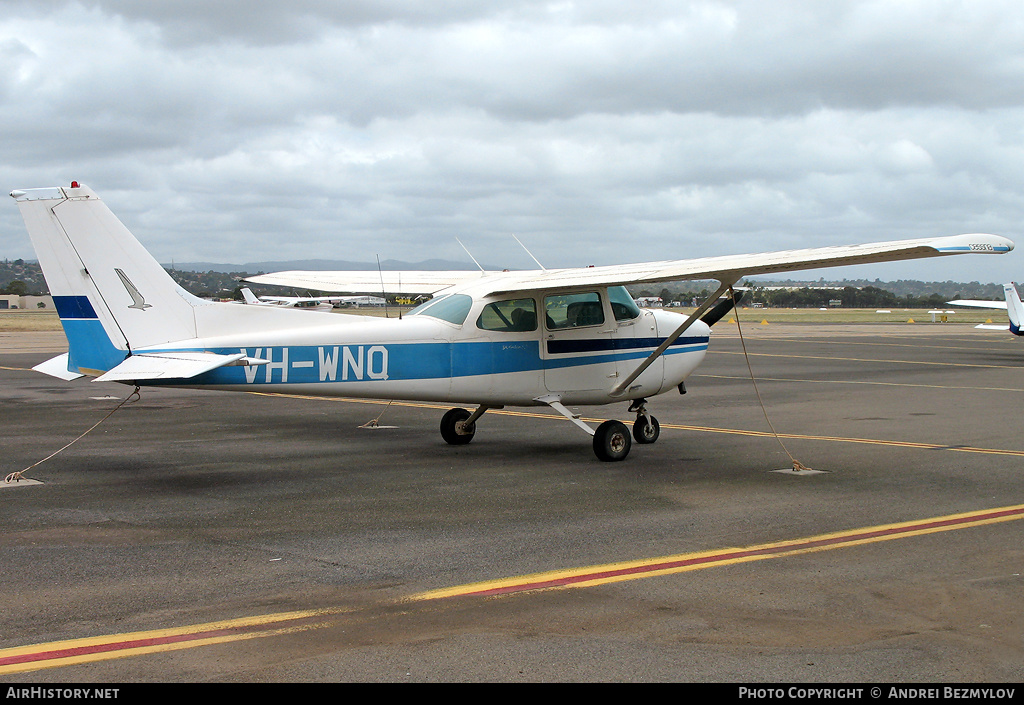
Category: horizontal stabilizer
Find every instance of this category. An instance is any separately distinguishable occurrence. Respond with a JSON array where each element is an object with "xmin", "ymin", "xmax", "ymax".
[
  {"xmin": 32, "ymin": 353, "xmax": 85, "ymax": 381},
  {"xmin": 947, "ymin": 299, "xmax": 1008, "ymax": 310},
  {"xmin": 975, "ymin": 323, "xmax": 1010, "ymax": 331},
  {"xmin": 94, "ymin": 351, "xmax": 266, "ymax": 382}
]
